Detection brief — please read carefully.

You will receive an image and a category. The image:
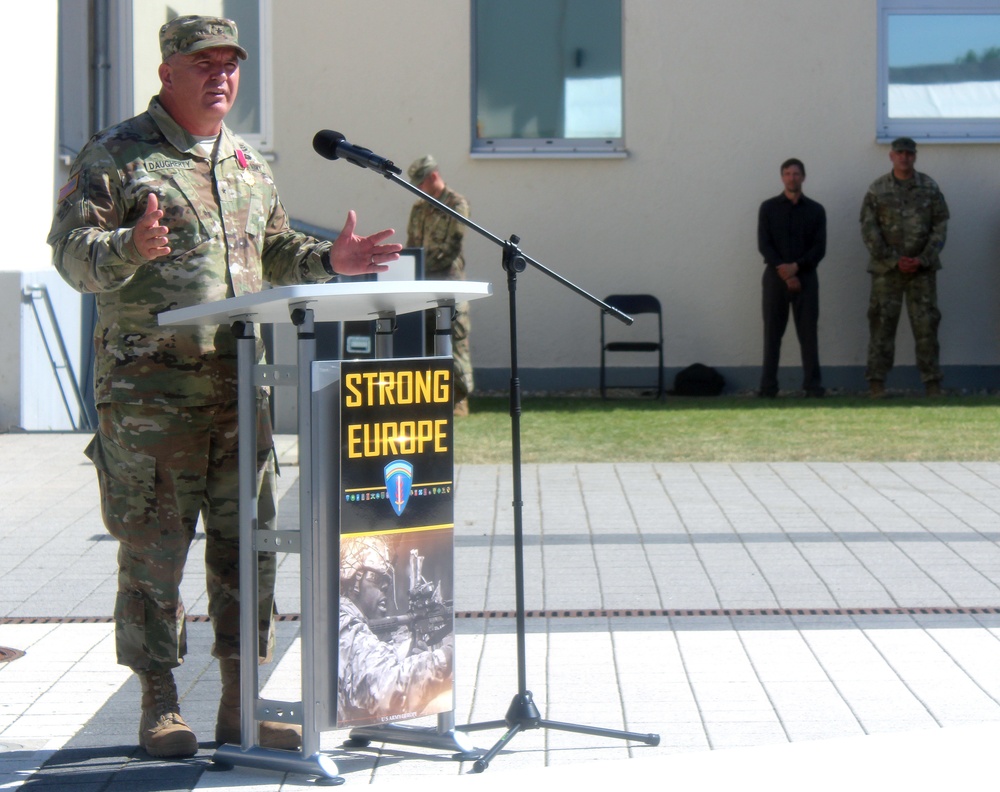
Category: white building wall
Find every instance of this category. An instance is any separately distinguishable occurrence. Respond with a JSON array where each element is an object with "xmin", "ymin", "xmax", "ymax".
[
  {"xmin": 268, "ymin": 0, "xmax": 1000, "ymax": 391},
  {"xmin": 11, "ymin": 0, "xmax": 999, "ymax": 434},
  {"xmin": 0, "ymin": 1, "xmax": 85, "ymax": 430}
]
